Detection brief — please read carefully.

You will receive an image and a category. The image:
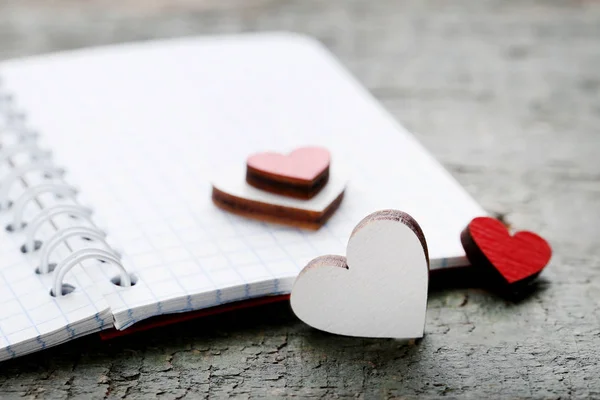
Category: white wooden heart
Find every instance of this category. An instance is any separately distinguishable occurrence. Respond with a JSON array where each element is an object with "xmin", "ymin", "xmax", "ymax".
[
  {"xmin": 211, "ymin": 166, "xmax": 348, "ymax": 229},
  {"xmin": 290, "ymin": 209, "xmax": 430, "ymax": 338}
]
